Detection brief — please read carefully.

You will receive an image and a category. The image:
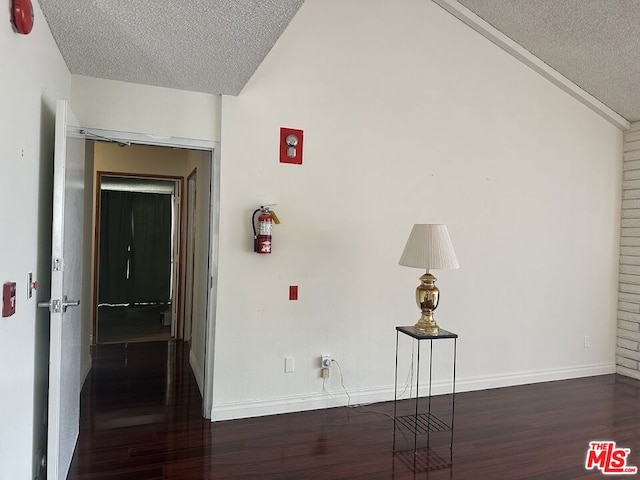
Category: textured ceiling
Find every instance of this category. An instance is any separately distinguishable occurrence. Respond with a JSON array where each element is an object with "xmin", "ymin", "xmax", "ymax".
[
  {"xmin": 40, "ymin": 0, "xmax": 640, "ymax": 122},
  {"xmin": 38, "ymin": 0, "xmax": 304, "ymax": 96},
  {"xmin": 457, "ymin": 0, "xmax": 640, "ymax": 122}
]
